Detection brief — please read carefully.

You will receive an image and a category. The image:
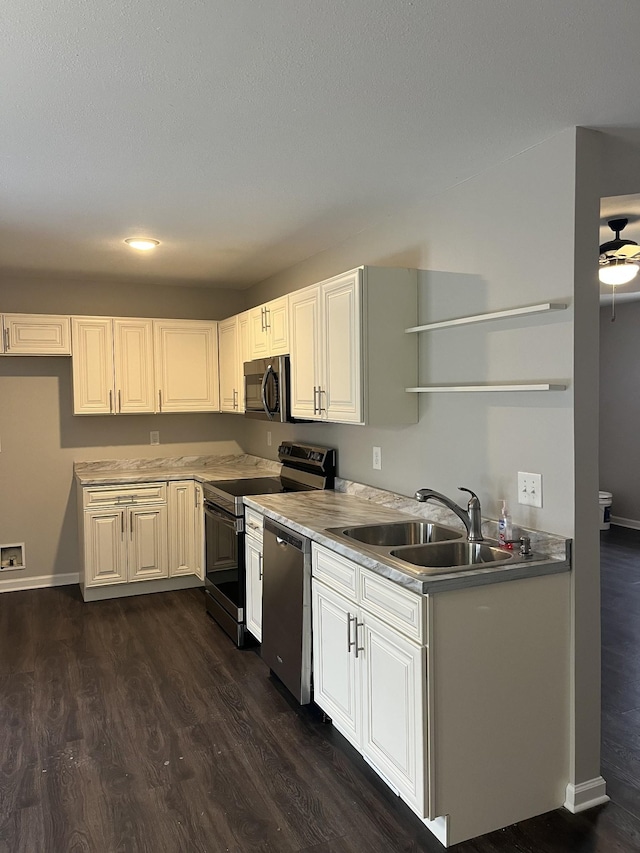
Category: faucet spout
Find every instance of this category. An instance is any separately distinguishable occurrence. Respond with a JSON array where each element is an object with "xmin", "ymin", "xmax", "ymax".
[{"xmin": 414, "ymin": 486, "xmax": 484, "ymax": 542}]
